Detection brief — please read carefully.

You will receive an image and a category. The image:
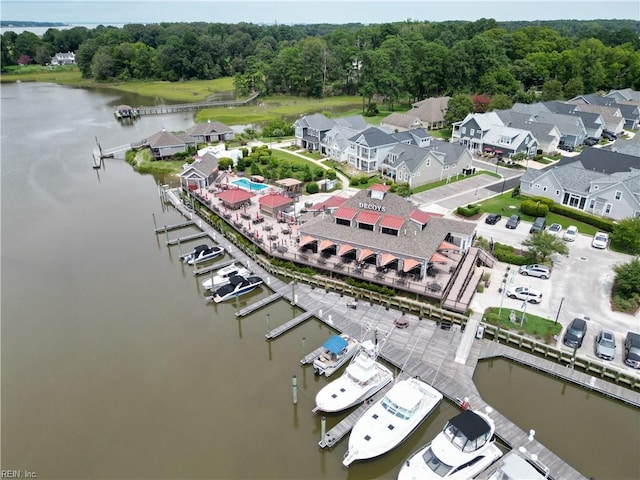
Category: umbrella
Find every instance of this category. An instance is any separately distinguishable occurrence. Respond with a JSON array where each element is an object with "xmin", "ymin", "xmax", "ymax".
[{"xmin": 236, "ymin": 213, "xmax": 239, "ymax": 221}]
